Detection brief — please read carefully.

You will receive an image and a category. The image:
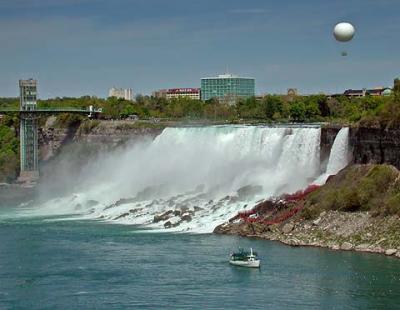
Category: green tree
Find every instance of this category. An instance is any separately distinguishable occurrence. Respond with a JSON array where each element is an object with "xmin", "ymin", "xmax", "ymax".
[
  {"xmin": 289, "ymin": 101, "xmax": 306, "ymax": 122},
  {"xmin": 263, "ymin": 95, "xmax": 283, "ymax": 120},
  {"xmin": 394, "ymin": 78, "xmax": 400, "ymax": 101}
]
